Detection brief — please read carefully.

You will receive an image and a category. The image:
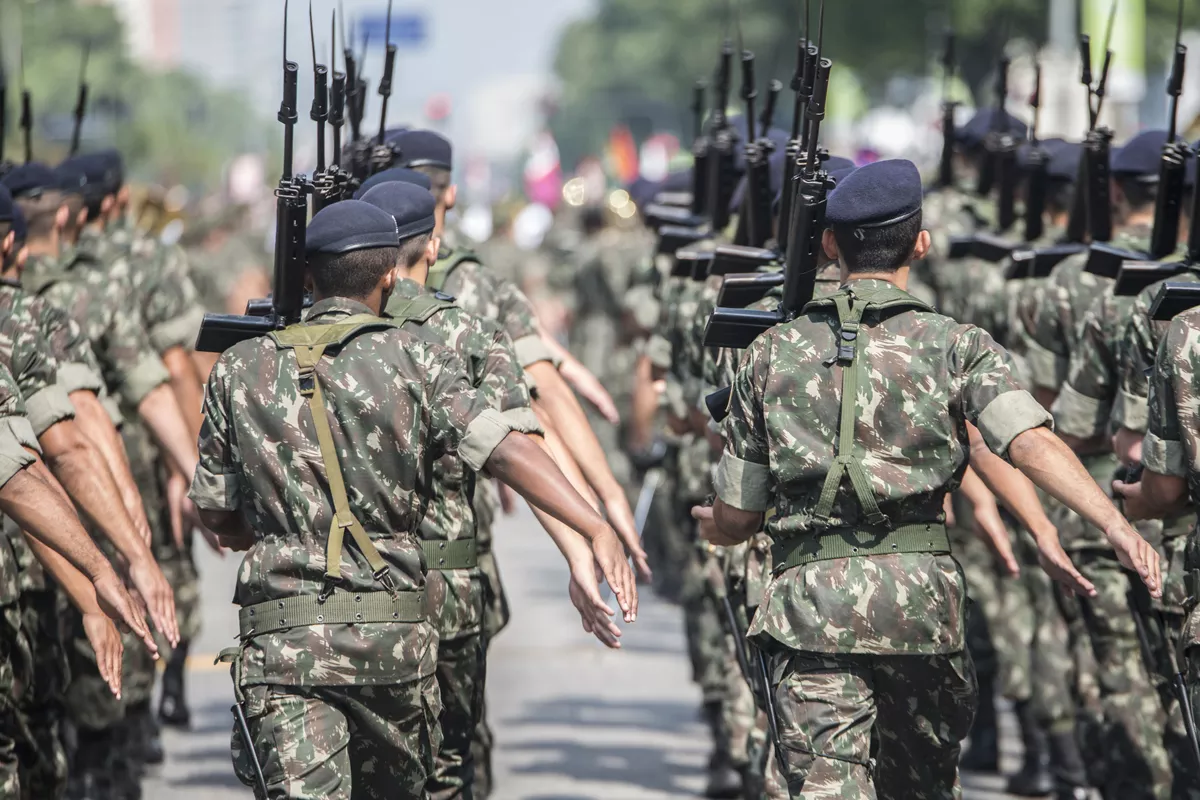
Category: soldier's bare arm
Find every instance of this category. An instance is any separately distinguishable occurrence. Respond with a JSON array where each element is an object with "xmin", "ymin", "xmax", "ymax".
[
  {"xmin": 137, "ymin": 382, "xmax": 199, "ymax": 479},
  {"xmin": 1008, "ymin": 426, "xmax": 1160, "ymax": 596},
  {"xmin": 955, "ymin": 467, "xmax": 1019, "ymax": 578},
  {"xmin": 162, "ymin": 344, "xmax": 206, "ymax": 437},
  {"xmin": 541, "ymin": 335, "xmax": 620, "ymax": 425},
  {"xmin": 70, "ymin": 388, "xmax": 153, "ymax": 544}
]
